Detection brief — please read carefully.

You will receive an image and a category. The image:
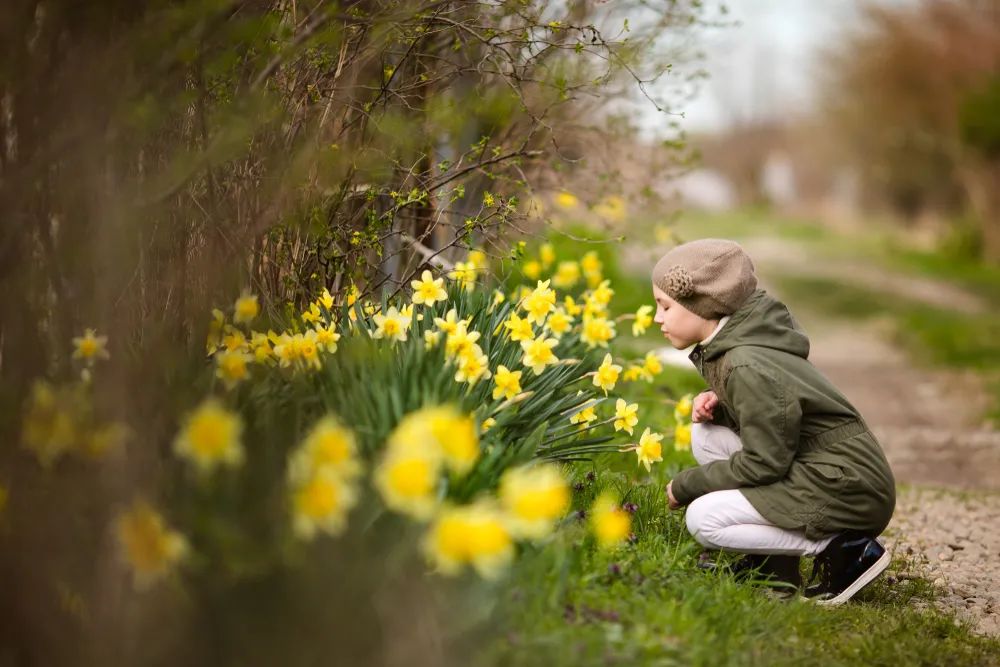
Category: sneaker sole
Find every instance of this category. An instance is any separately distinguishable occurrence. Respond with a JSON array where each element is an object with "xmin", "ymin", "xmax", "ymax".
[{"xmin": 812, "ymin": 549, "xmax": 891, "ymax": 607}]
